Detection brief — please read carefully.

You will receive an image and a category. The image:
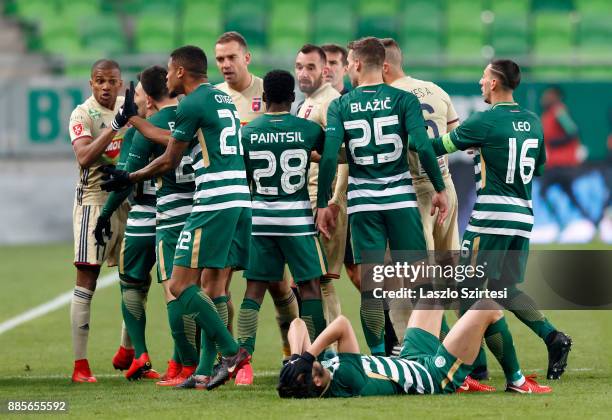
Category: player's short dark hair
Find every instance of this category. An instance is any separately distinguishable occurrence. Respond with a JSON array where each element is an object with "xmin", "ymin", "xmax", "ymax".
[
  {"xmin": 277, "ymin": 364, "xmax": 321, "ymax": 399},
  {"xmin": 379, "ymin": 37, "xmax": 403, "ymax": 67},
  {"xmin": 216, "ymin": 31, "xmax": 248, "ymax": 51},
  {"xmin": 347, "ymin": 37, "xmax": 386, "ymax": 69},
  {"xmin": 299, "ymin": 44, "xmax": 327, "ymax": 66},
  {"xmin": 321, "ymin": 43, "xmax": 348, "ymax": 66},
  {"xmin": 90, "ymin": 59, "xmax": 120, "ymax": 77},
  {"xmin": 489, "ymin": 59, "xmax": 521, "ymax": 91},
  {"xmin": 263, "ymin": 70, "xmax": 295, "ymax": 104},
  {"xmin": 170, "ymin": 45, "xmax": 207, "ymax": 77},
  {"xmin": 137, "ymin": 65, "xmax": 169, "ymax": 102}
]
